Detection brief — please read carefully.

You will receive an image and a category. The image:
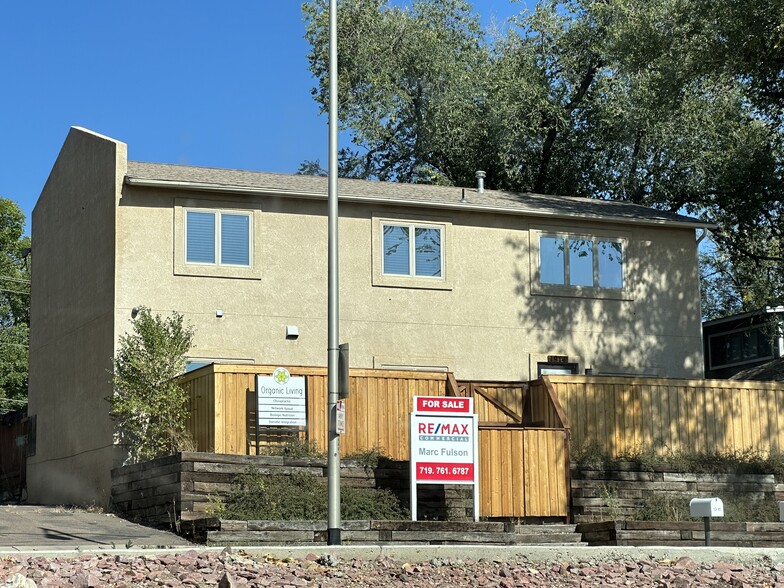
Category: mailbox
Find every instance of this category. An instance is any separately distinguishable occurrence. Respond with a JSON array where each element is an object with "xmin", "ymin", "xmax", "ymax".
[{"xmin": 690, "ymin": 497, "xmax": 724, "ymax": 518}]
